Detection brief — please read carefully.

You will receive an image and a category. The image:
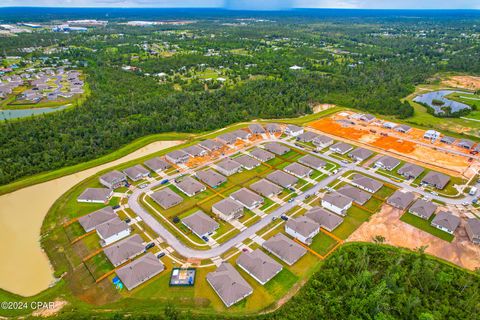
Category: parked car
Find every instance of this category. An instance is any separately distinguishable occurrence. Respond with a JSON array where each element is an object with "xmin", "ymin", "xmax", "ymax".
[
  {"xmin": 145, "ymin": 242, "xmax": 155, "ymax": 250},
  {"xmin": 281, "ymin": 215, "xmax": 288, "ymax": 221},
  {"xmin": 124, "ymin": 218, "xmax": 131, "ymax": 223},
  {"xmin": 113, "ymin": 205, "xmax": 121, "ymax": 210},
  {"xmin": 201, "ymin": 236, "xmax": 209, "ymax": 242},
  {"xmin": 172, "ymin": 216, "xmax": 180, "ymax": 223},
  {"xmin": 157, "ymin": 252, "xmax": 165, "ymax": 258}
]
